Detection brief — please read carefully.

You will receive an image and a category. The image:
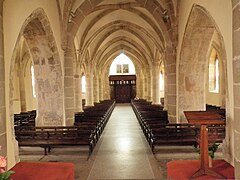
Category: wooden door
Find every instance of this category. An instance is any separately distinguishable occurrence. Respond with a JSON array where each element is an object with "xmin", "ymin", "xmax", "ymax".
[{"xmin": 115, "ymin": 85, "xmax": 131, "ymax": 103}]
